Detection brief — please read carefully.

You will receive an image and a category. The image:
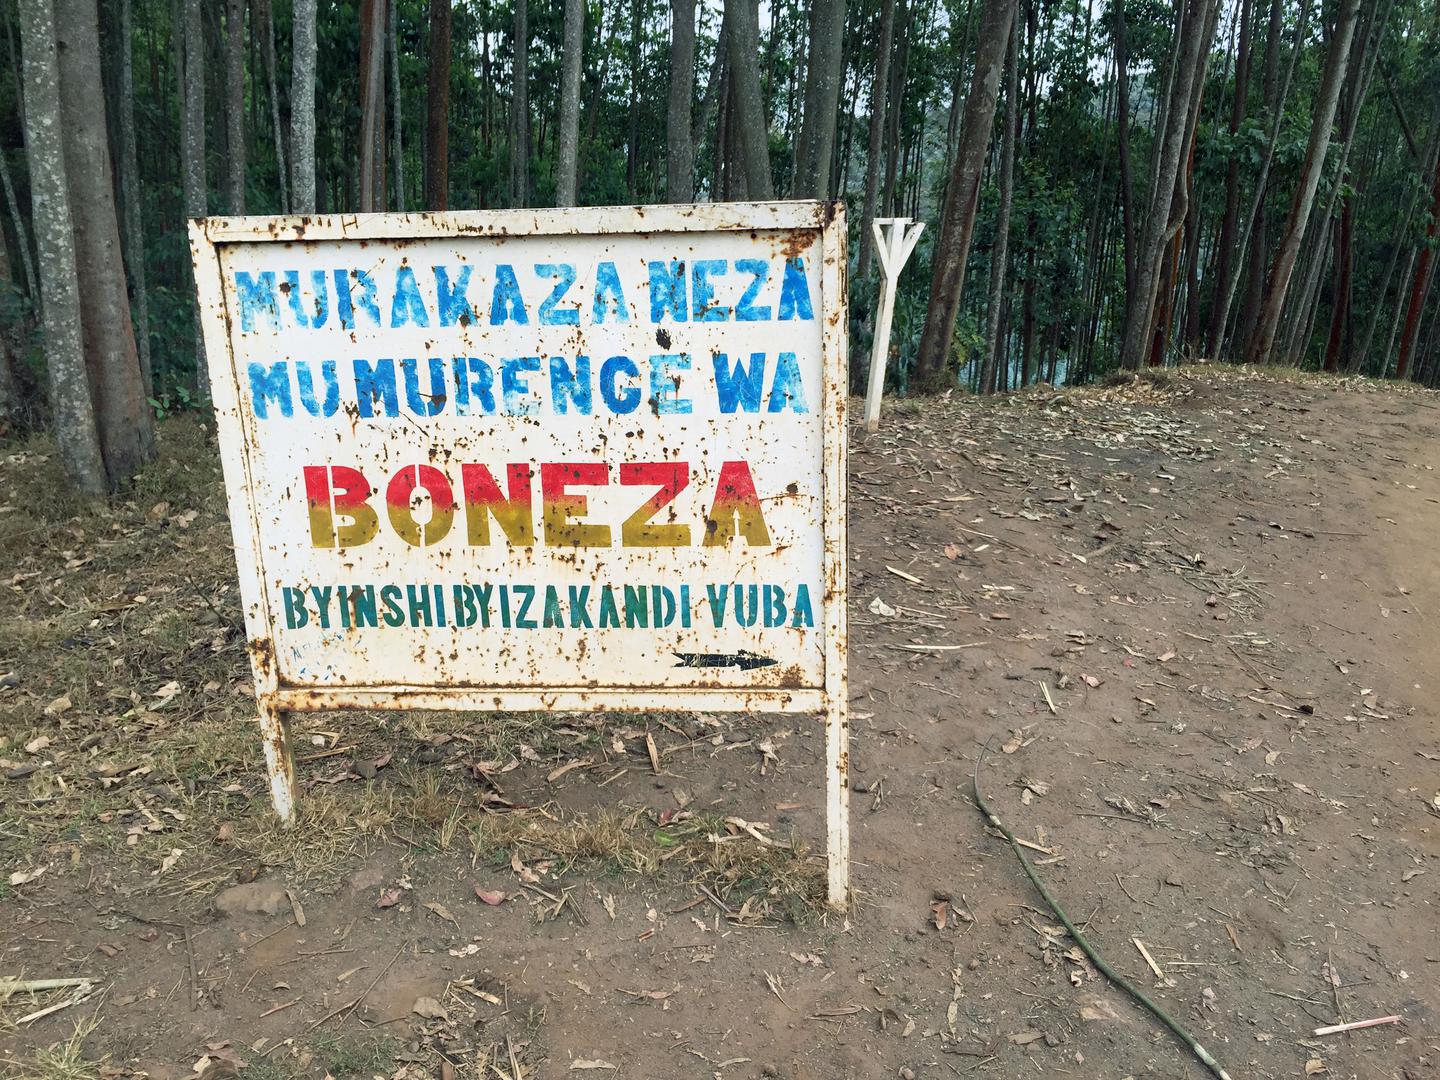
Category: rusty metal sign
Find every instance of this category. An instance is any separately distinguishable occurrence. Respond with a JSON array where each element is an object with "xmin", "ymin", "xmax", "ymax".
[{"xmin": 190, "ymin": 202, "xmax": 851, "ymax": 907}]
